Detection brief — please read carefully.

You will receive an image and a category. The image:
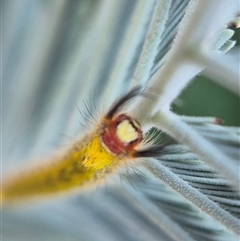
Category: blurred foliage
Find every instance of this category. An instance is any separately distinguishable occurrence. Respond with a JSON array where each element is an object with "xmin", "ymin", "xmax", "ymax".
[
  {"xmin": 173, "ymin": 75, "xmax": 240, "ymax": 126},
  {"xmin": 232, "ymin": 26, "xmax": 240, "ymax": 44}
]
